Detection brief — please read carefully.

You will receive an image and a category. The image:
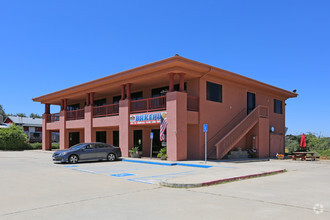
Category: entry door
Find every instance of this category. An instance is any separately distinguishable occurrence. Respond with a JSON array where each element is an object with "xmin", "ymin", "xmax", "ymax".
[
  {"xmin": 151, "ymin": 129, "xmax": 160, "ymax": 157},
  {"xmin": 69, "ymin": 132, "xmax": 80, "ymax": 147},
  {"xmin": 113, "ymin": 131, "xmax": 119, "ymax": 147},
  {"xmin": 96, "ymin": 131, "xmax": 107, "ymax": 143},
  {"xmin": 134, "ymin": 130, "xmax": 143, "ymax": 150},
  {"xmin": 247, "ymin": 92, "xmax": 256, "ymax": 114}
]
